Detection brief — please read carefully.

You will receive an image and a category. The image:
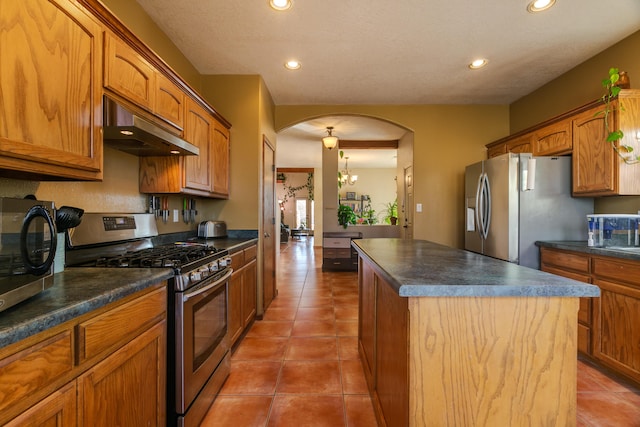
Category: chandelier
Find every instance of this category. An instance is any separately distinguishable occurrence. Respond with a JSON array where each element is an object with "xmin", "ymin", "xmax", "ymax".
[
  {"xmin": 322, "ymin": 126, "xmax": 338, "ymax": 150},
  {"xmin": 340, "ymin": 156, "xmax": 358, "ymax": 186}
]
